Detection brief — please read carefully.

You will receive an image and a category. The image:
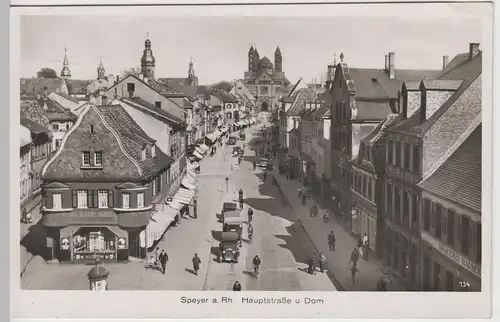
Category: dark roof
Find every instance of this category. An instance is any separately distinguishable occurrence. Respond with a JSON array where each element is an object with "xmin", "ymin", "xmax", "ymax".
[
  {"xmin": 147, "ymin": 78, "xmax": 180, "ymax": 95},
  {"xmin": 419, "ymin": 123, "xmax": 481, "ymax": 213},
  {"xmin": 421, "ymin": 80, "xmax": 463, "ymax": 90},
  {"xmin": 355, "ymin": 100, "xmax": 393, "ymax": 121},
  {"xmin": 361, "ymin": 114, "xmax": 400, "ymax": 146},
  {"xmin": 44, "ymin": 98, "xmax": 78, "ymax": 122},
  {"xmin": 437, "ymin": 51, "xmax": 482, "ymax": 80},
  {"xmin": 122, "ymin": 97, "xmax": 185, "ymax": 126},
  {"xmin": 20, "ymin": 117, "xmax": 51, "ymax": 134},
  {"xmin": 97, "ymin": 104, "xmax": 175, "ymax": 179},
  {"xmin": 54, "ymin": 92, "xmax": 79, "ymax": 103},
  {"xmin": 287, "ymin": 88, "xmax": 317, "ymax": 116},
  {"xmin": 158, "ymin": 79, "xmax": 199, "ymax": 99},
  {"xmin": 66, "ymin": 79, "xmax": 91, "ymax": 95},
  {"xmin": 20, "ymin": 78, "xmax": 66, "ymax": 95}
]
